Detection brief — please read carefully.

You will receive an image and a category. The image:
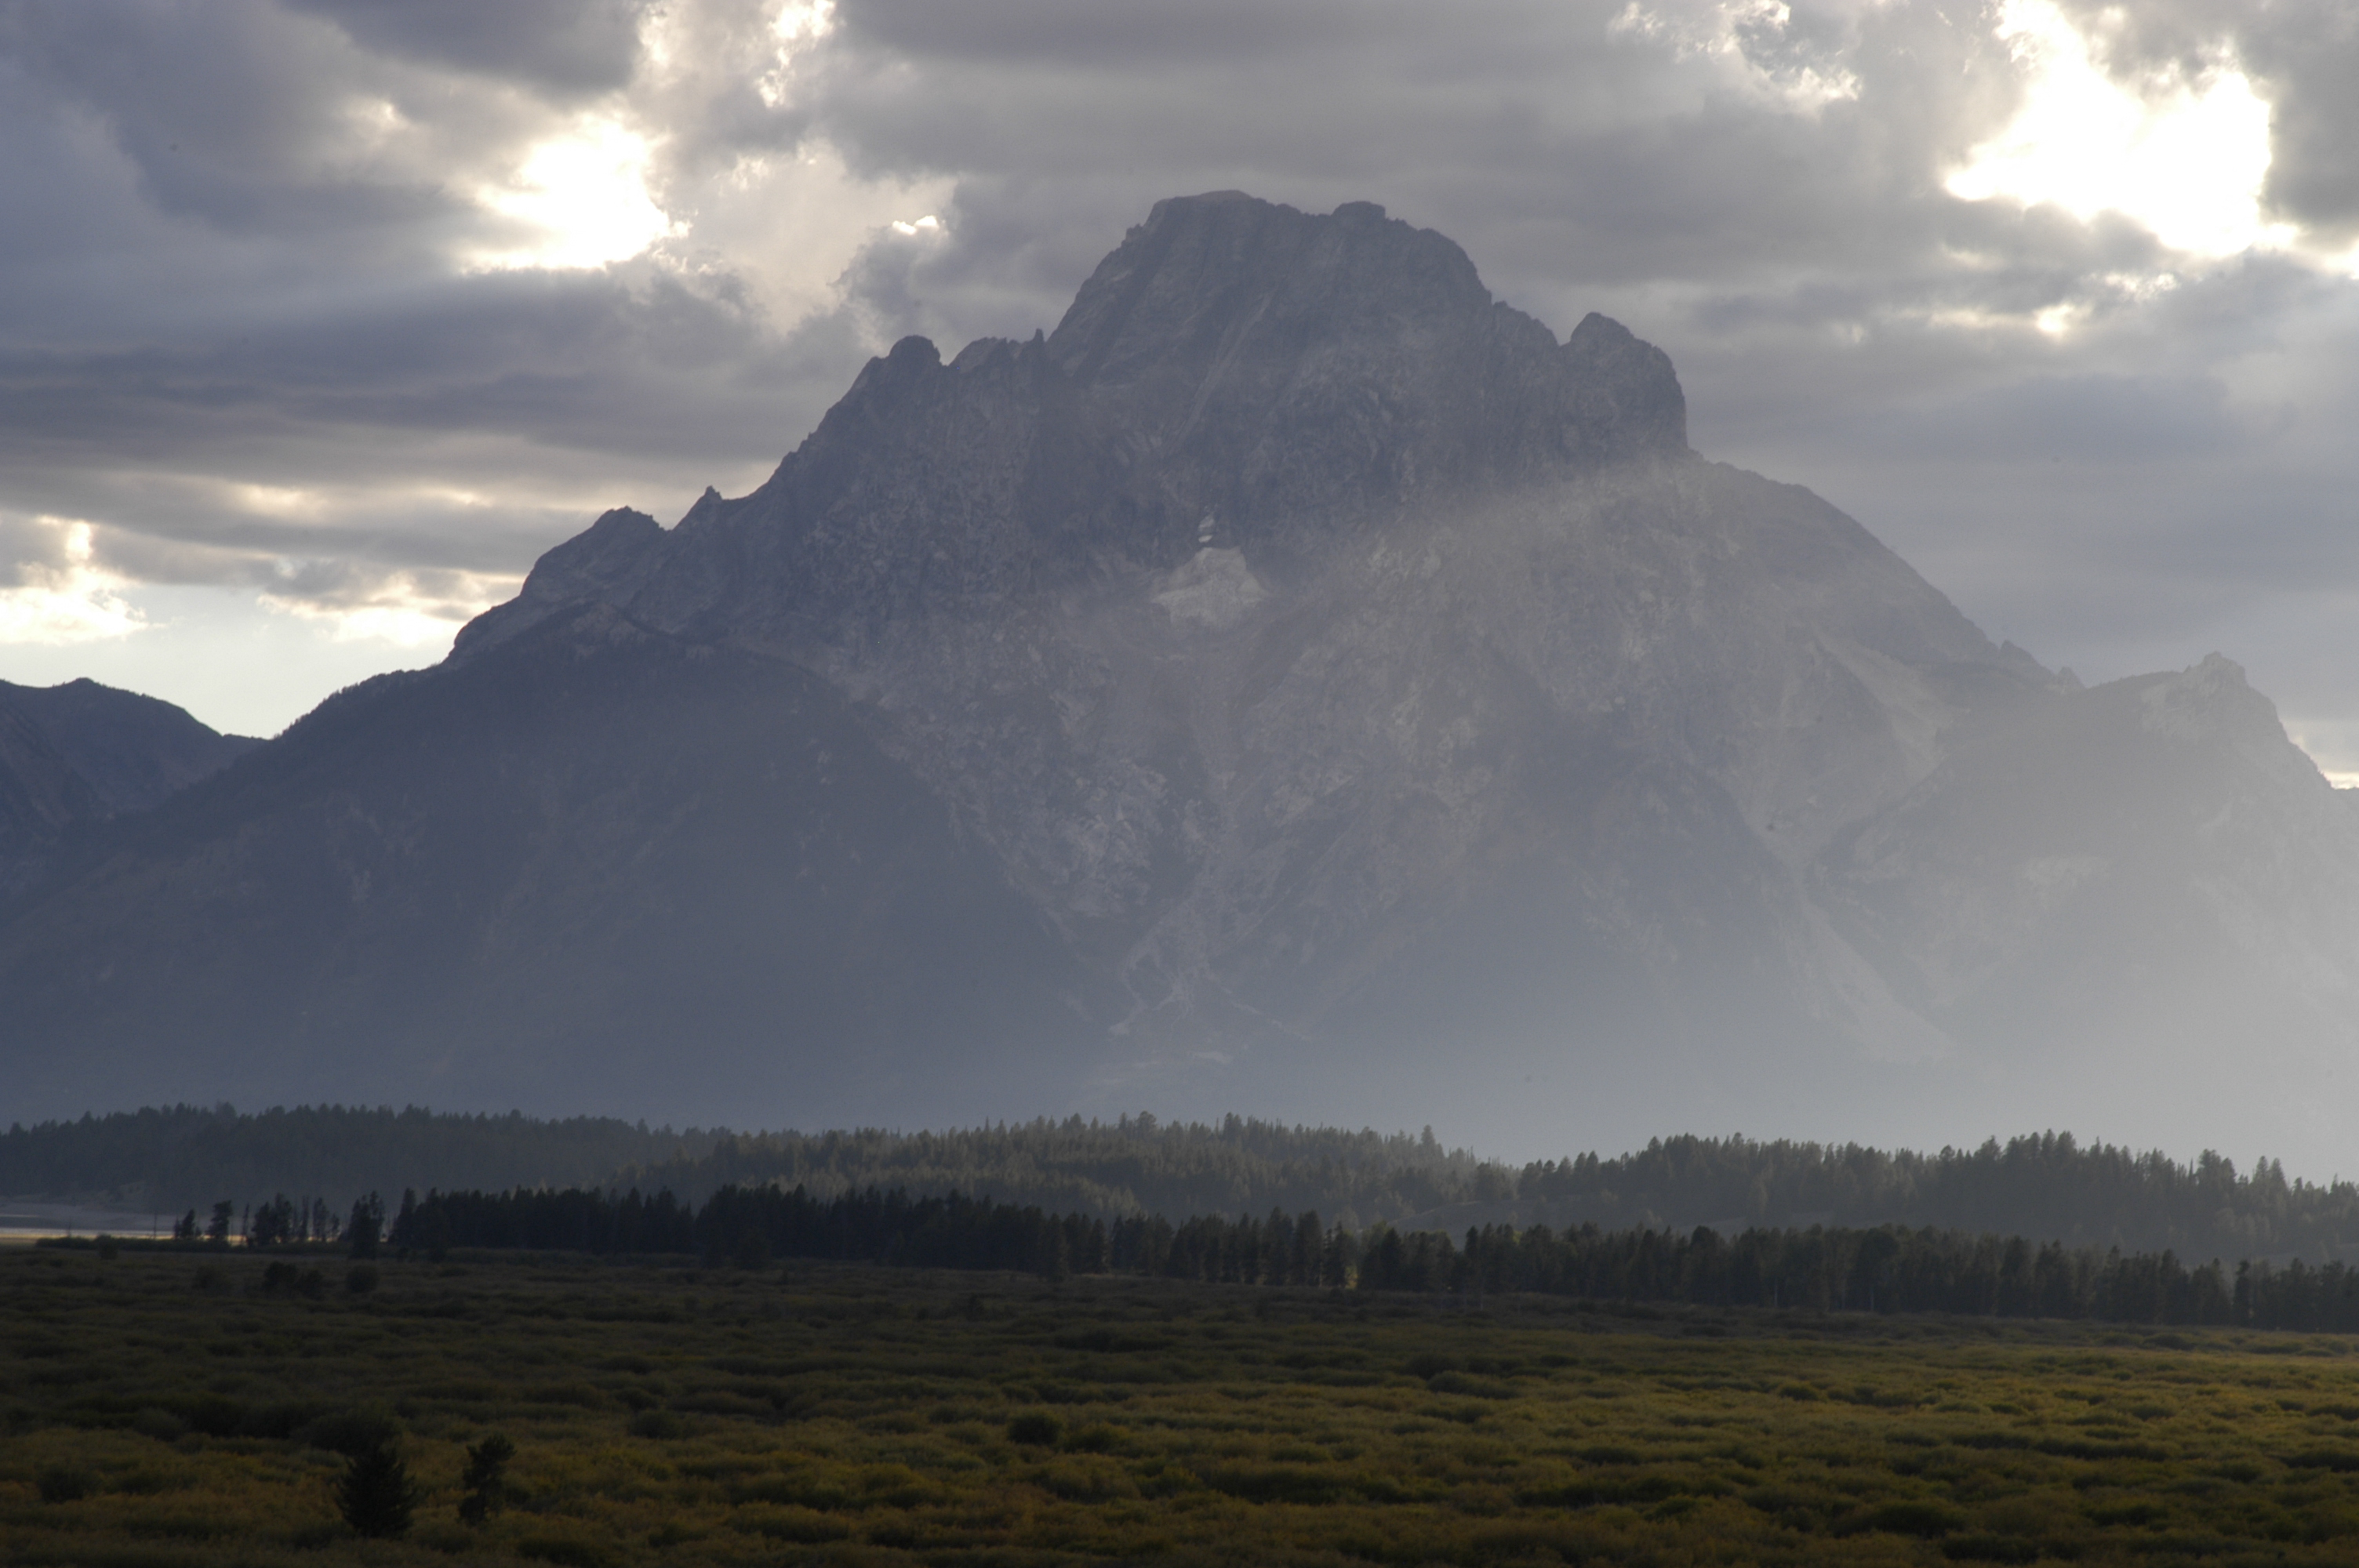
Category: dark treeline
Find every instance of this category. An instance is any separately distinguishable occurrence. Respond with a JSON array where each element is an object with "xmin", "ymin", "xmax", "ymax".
[
  {"xmin": 386, "ymin": 1184, "xmax": 1102, "ymax": 1279},
  {"xmin": 1507, "ymin": 1133, "xmax": 2354, "ymax": 1265},
  {"xmin": 0, "ymin": 1104, "xmax": 717, "ymax": 1215},
  {"xmin": 612, "ymin": 1124, "xmax": 2359, "ymax": 1264},
  {"xmin": 612, "ymin": 1114, "xmax": 1488, "ymax": 1225},
  {"xmin": 14, "ymin": 1105, "xmax": 2359, "ymax": 1266},
  {"xmin": 381, "ymin": 1180, "xmax": 2359, "ymax": 1335}
]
